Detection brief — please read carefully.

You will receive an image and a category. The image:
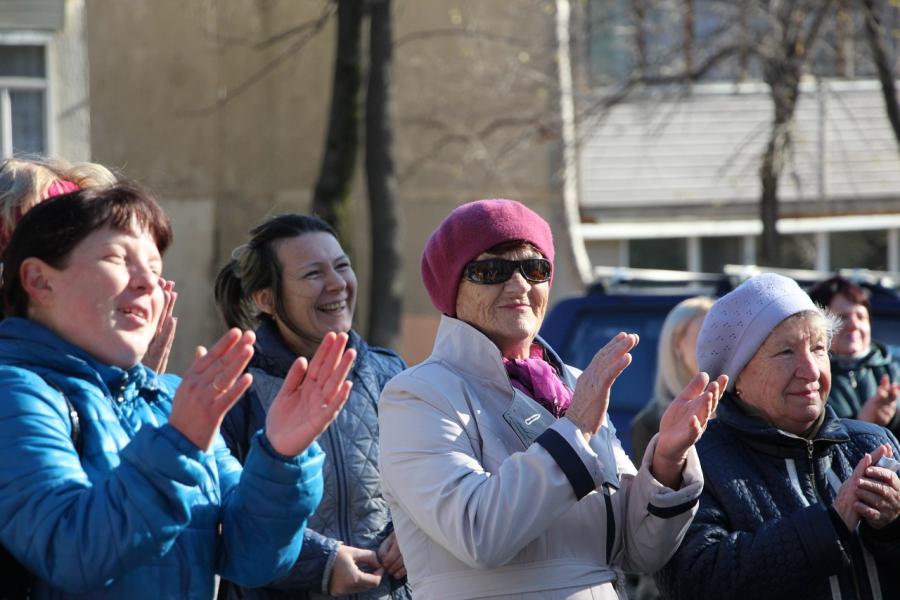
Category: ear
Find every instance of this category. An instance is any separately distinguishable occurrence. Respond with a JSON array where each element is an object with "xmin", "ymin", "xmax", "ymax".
[
  {"xmin": 252, "ymin": 288, "xmax": 275, "ymax": 316},
  {"xmin": 20, "ymin": 257, "xmax": 56, "ymax": 308}
]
